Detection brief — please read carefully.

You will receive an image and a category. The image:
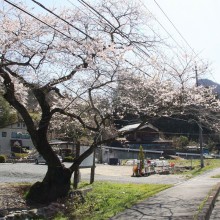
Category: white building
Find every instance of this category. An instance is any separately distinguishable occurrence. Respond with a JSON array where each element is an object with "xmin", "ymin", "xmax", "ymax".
[{"xmin": 0, "ymin": 122, "xmax": 34, "ymax": 155}]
